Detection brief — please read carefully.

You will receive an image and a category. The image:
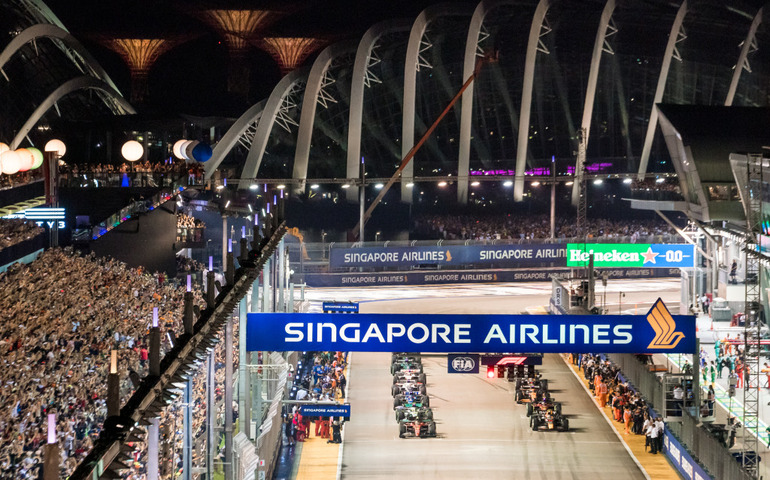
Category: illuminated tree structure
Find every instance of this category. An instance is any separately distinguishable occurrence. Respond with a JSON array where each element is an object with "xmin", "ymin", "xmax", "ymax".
[
  {"xmin": 201, "ymin": 10, "xmax": 280, "ymax": 97},
  {"xmin": 261, "ymin": 37, "xmax": 323, "ymax": 75},
  {"xmin": 104, "ymin": 38, "xmax": 176, "ymax": 105}
]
